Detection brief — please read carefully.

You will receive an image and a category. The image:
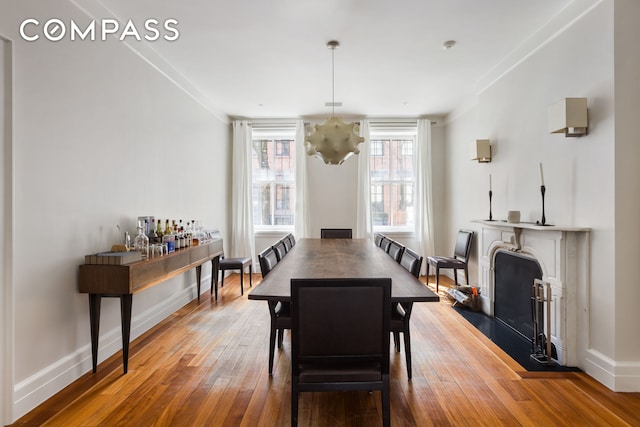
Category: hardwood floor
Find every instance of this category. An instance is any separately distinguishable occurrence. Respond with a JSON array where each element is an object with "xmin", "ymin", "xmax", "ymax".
[{"xmin": 10, "ymin": 275, "xmax": 640, "ymax": 426}]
